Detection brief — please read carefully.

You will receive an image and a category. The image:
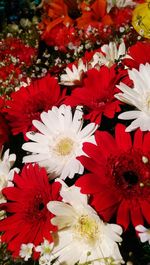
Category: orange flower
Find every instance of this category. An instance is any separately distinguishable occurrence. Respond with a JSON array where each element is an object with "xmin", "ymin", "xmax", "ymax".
[
  {"xmin": 42, "ymin": 0, "xmax": 77, "ymax": 25},
  {"xmin": 77, "ymin": 0, "xmax": 113, "ymax": 29},
  {"xmin": 47, "ymin": 0, "xmax": 69, "ymax": 20},
  {"xmin": 40, "ymin": 0, "xmax": 78, "ymax": 40}
]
